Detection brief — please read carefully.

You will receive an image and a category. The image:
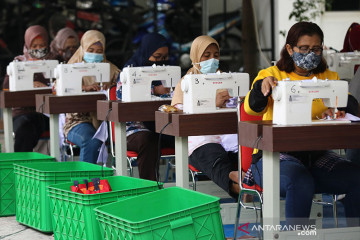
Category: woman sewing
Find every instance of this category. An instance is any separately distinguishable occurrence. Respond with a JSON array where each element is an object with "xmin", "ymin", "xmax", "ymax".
[
  {"xmin": 237, "ymin": 21, "xmax": 360, "ymax": 227},
  {"xmin": 171, "ymin": 35, "xmax": 239, "ymax": 198},
  {"xmin": 2, "ymin": 25, "xmax": 57, "ymax": 152},
  {"xmin": 63, "ymin": 30, "xmax": 120, "ymax": 164}
]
